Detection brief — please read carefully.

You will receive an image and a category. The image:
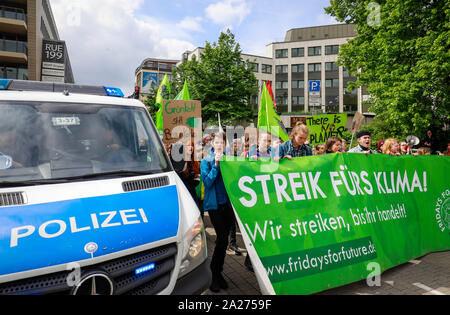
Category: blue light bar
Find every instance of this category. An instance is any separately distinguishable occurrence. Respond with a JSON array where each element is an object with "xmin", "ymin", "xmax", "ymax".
[
  {"xmin": 0, "ymin": 79, "xmax": 11, "ymax": 90},
  {"xmin": 104, "ymin": 87, "xmax": 124, "ymax": 97},
  {"xmin": 135, "ymin": 263, "xmax": 156, "ymax": 275}
]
